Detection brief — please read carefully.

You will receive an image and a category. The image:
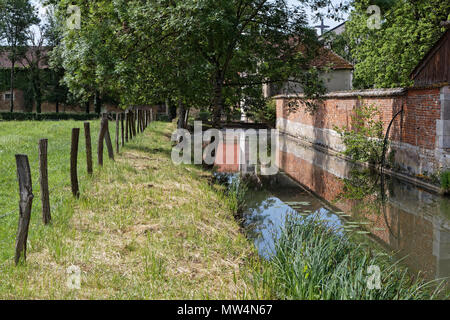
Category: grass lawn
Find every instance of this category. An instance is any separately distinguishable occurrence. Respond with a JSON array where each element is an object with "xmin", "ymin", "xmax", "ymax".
[{"xmin": 0, "ymin": 120, "xmax": 259, "ymax": 299}]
